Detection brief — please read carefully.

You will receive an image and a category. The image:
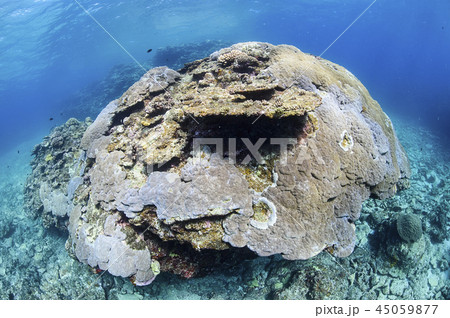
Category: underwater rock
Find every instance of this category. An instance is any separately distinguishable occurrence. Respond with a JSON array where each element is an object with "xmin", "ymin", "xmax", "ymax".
[
  {"xmin": 374, "ymin": 211, "xmax": 427, "ymax": 271},
  {"xmin": 26, "ymin": 42, "xmax": 410, "ymax": 284},
  {"xmin": 385, "ymin": 234, "xmax": 426, "ymax": 270},
  {"xmin": 0, "ymin": 222, "xmax": 12, "ymax": 239},
  {"xmin": 427, "ymin": 205, "xmax": 448, "ymax": 243},
  {"xmin": 271, "ymin": 265, "xmax": 348, "ymax": 300}
]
